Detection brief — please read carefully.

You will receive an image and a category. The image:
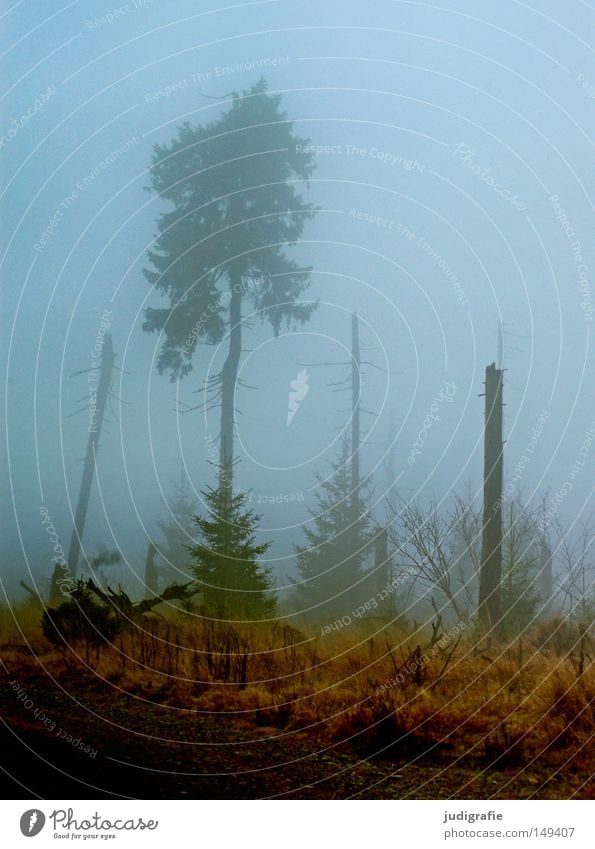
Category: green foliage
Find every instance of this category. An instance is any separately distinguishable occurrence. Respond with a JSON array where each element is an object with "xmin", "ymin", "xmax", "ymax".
[
  {"xmin": 188, "ymin": 485, "xmax": 275, "ymax": 620},
  {"xmin": 294, "ymin": 435, "xmax": 375, "ymax": 622},
  {"xmin": 143, "ymin": 78, "xmax": 318, "ymax": 379}
]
